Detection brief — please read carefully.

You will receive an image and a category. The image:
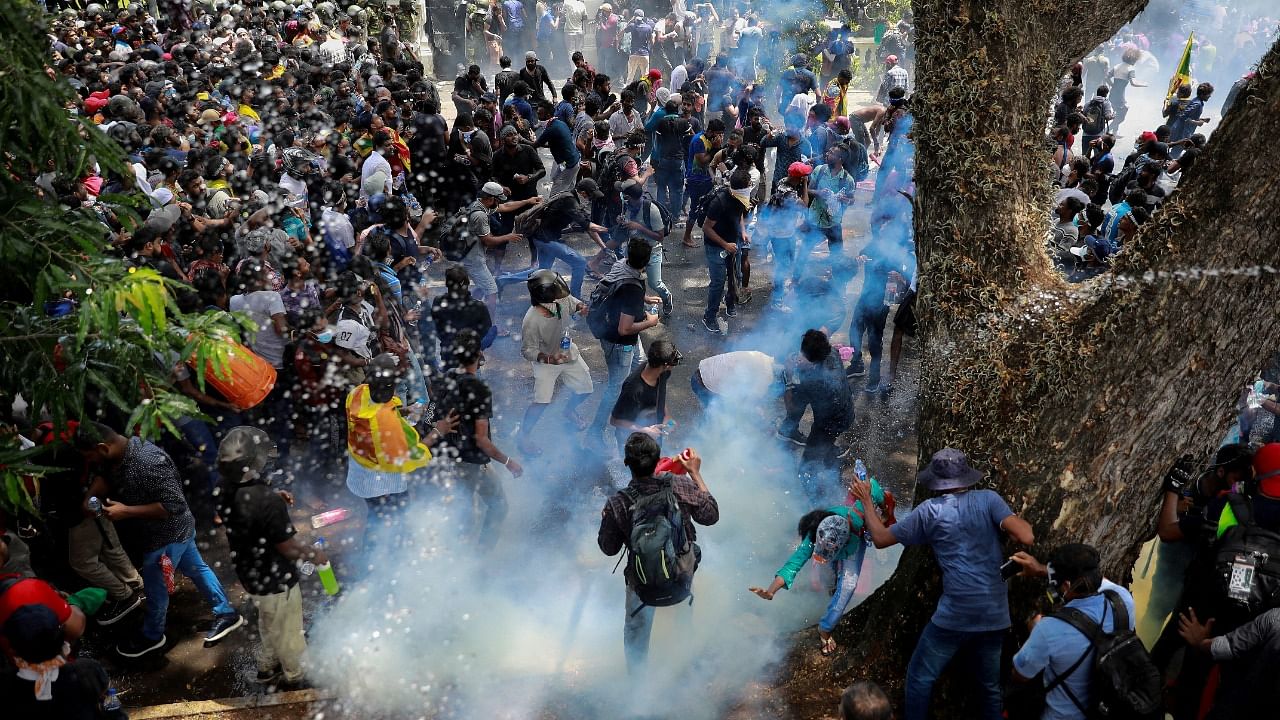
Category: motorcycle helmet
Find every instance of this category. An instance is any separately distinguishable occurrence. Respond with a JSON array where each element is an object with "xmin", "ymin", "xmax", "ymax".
[
  {"xmin": 527, "ymin": 269, "xmax": 570, "ymax": 305},
  {"xmin": 281, "ymin": 146, "xmax": 322, "ymax": 177}
]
